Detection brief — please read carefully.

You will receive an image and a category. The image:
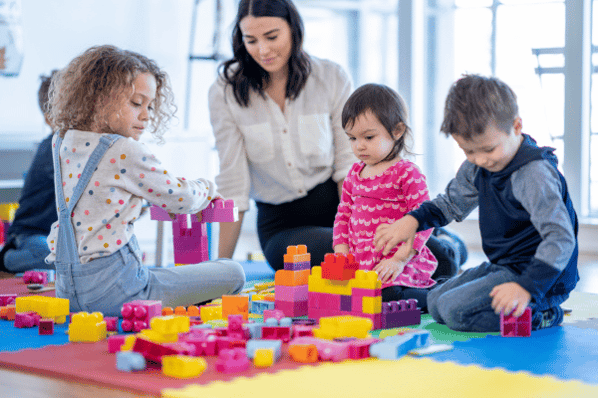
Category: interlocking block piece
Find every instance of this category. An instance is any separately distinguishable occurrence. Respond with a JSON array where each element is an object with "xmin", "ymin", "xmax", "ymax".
[
  {"xmin": 261, "ymin": 325, "xmax": 292, "ymax": 342},
  {"xmin": 105, "ymin": 316, "xmax": 118, "ymax": 332},
  {"xmin": 200, "ymin": 305, "xmax": 222, "ymax": 322},
  {"xmin": 120, "ymin": 335, "xmax": 137, "ymax": 351},
  {"xmin": 108, "ymin": 335, "xmax": 127, "ymax": 353},
  {"xmin": 116, "ymin": 351, "xmax": 146, "ymax": 372},
  {"xmin": 351, "ymin": 269, "xmax": 382, "ymax": 290},
  {"xmin": 199, "ymin": 199, "xmax": 239, "ymax": 223},
  {"xmin": 14, "ymin": 311, "xmax": 41, "ymax": 328},
  {"xmin": 292, "ymin": 324, "xmax": 314, "ymax": 338},
  {"xmin": 246, "ymin": 322, "xmax": 265, "ymax": 340},
  {"xmin": 162, "ymin": 307, "xmax": 174, "ymax": 316},
  {"xmin": 369, "ymin": 330, "xmax": 431, "ymax": 360},
  {"xmin": 0, "ymin": 294, "xmax": 16, "ymax": 306},
  {"xmin": 253, "ymin": 281, "xmax": 275, "ymax": 292},
  {"xmin": 283, "ymin": 245, "xmax": 311, "ymax": 268},
  {"xmin": 222, "ymin": 295, "xmax": 249, "ymax": 320},
  {"xmin": 251, "ymin": 300, "xmax": 275, "ymax": 315},
  {"xmin": 15, "ymin": 296, "xmax": 69, "ymax": 323},
  {"xmin": 120, "ymin": 300, "xmax": 162, "ymax": 333},
  {"xmin": 275, "ymin": 284, "xmax": 308, "ymax": 302},
  {"xmin": 288, "ymin": 343, "xmax": 318, "ymax": 363},
  {"xmin": 162, "ymin": 355, "xmax": 207, "ymax": 378},
  {"xmin": 351, "ymin": 312, "xmax": 382, "ymax": 330},
  {"xmin": 246, "ymin": 339, "xmax": 282, "ymax": 361},
  {"xmin": 215, "ymin": 347, "xmax": 250, "ymax": 373},
  {"xmin": 141, "ymin": 315, "xmax": 191, "ymax": 343},
  {"xmin": 308, "ymin": 267, "xmax": 352, "ymax": 295},
  {"xmin": 227, "ymin": 314, "xmax": 251, "ymax": 340},
  {"xmin": 312, "ymin": 315, "xmax": 373, "ymax": 340},
  {"xmin": 381, "ymin": 299, "xmax": 421, "ymax": 329},
  {"xmin": 69, "ymin": 312, "xmax": 107, "ymax": 342},
  {"xmin": 132, "ymin": 337, "xmax": 192, "ymax": 364},
  {"xmin": 290, "ymin": 336, "xmax": 350, "ymax": 362},
  {"xmin": 180, "ymin": 329, "xmax": 218, "ymax": 356},
  {"xmin": 362, "ymin": 296, "xmax": 382, "ymax": 314},
  {"xmin": 351, "ymin": 288, "xmax": 382, "ymax": 313},
  {"xmin": 253, "ymin": 348, "xmax": 275, "ymax": 368},
  {"xmin": 23, "ymin": 271, "xmax": 48, "ymax": 285},
  {"xmin": 321, "ymin": 253, "xmax": 359, "ymax": 281},
  {"xmin": 347, "ymin": 337, "xmax": 380, "ymax": 359},
  {"xmin": 38, "ymin": 318, "xmax": 54, "ymax": 335},
  {"xmin": 275, "ymin": 269, "xmax": 309, "ymax": 287},
  {"xmin": 275, "ymin": 299, "xmax": 308, "ymax": 317},
  {"xmin": 0, "ymin": 305, "xmax": 16, "ymax": 321},
  {"xmin": 501, "ymin": 307, "xmax": 532, "ymax": 337}
]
